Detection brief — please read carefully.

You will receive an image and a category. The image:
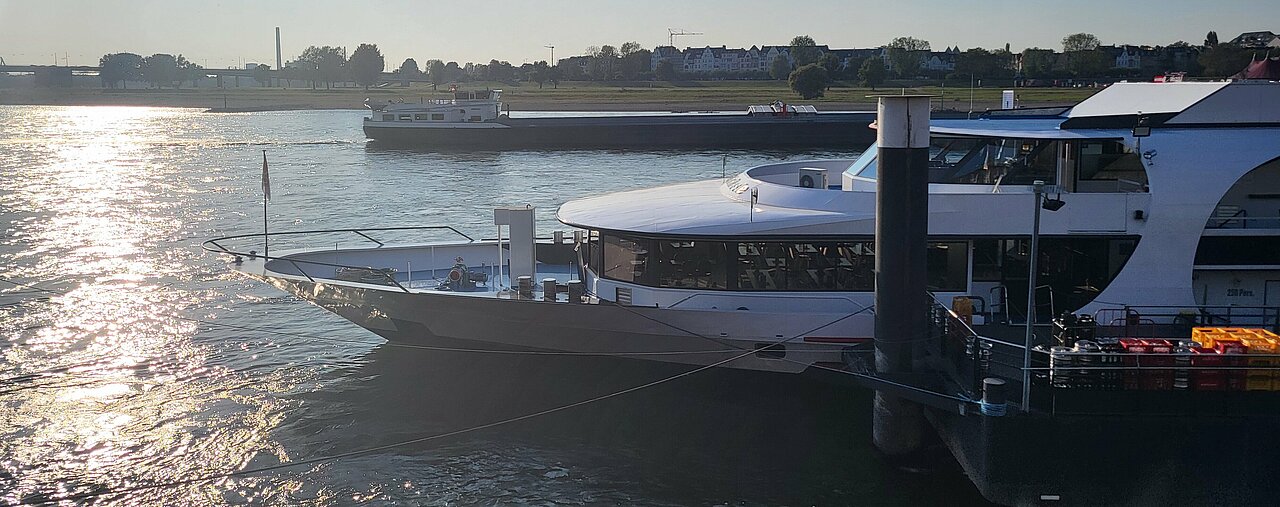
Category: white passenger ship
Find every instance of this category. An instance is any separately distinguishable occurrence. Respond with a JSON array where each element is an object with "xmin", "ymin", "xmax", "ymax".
[{"xmin": 214, "ymin": 80, "xmax": 1280, "ymax": 374}]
